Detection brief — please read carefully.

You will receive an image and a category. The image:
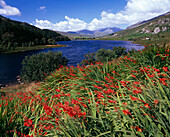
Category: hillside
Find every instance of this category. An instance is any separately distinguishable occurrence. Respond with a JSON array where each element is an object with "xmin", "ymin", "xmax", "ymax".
[
  {"xmin": 0, "ymin": 15, "xmax": 70, "ymax": 53},
  {"xmin": 102, "ymin": 12, "xmax": 170, "ymax": 46}
]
